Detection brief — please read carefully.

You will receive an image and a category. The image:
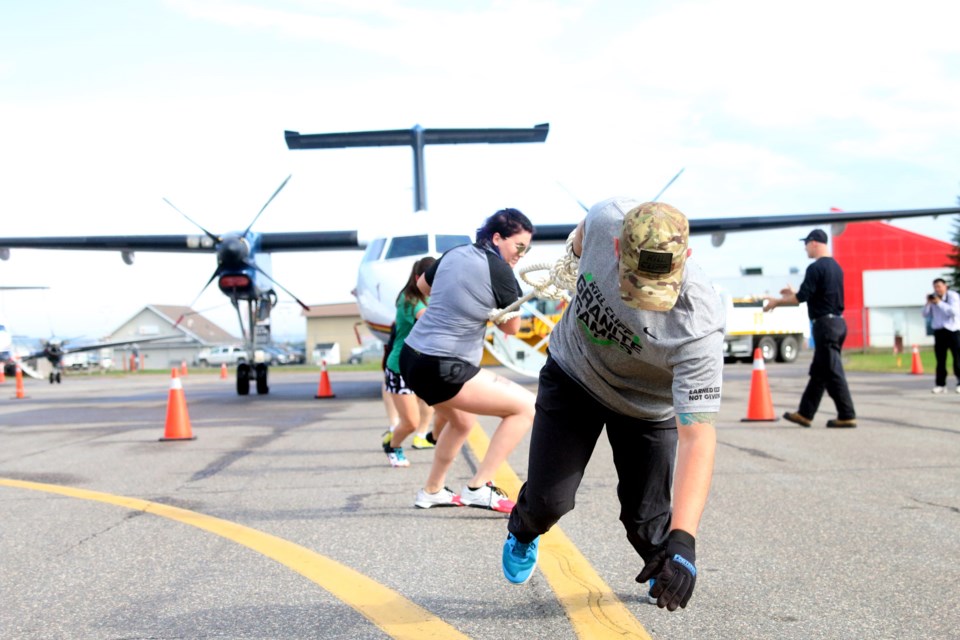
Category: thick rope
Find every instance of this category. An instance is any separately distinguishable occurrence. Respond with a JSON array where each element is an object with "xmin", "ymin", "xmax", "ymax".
[{"xmin": 488, "ymin": 230, "xmax": 580, "ymax": 324}]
